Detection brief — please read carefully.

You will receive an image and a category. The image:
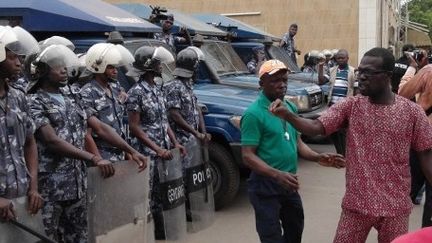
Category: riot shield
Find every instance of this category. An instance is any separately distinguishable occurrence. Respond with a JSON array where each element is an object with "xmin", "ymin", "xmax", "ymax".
[
  {"xmin": 184, "ymin": 137, "xmax": 215, "ymax": 233},
  {"xmin": 0, "ymin": 196, "xmax": 47, "ymax": 243},
  {"xmin": 157, "ymin": 148, "xmax": 187, "ymax": 242},
  {"xmin": 87, "ymin": 160, "xmax": 149, "ymax": 243},
  {"xmin": 146, "ymin": 209, "xmax": 155, "ymax": 243}
]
